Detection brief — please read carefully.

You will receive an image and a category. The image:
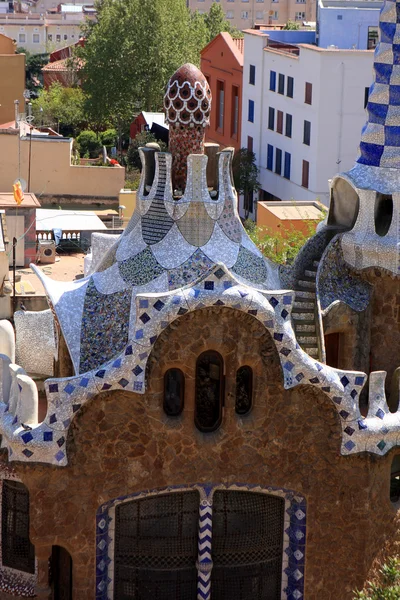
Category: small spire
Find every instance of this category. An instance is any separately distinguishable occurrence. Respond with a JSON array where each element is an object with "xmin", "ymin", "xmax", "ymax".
[{"xmin": 358, "ymin": 0, "xmax": 400, "ymax": 168}]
